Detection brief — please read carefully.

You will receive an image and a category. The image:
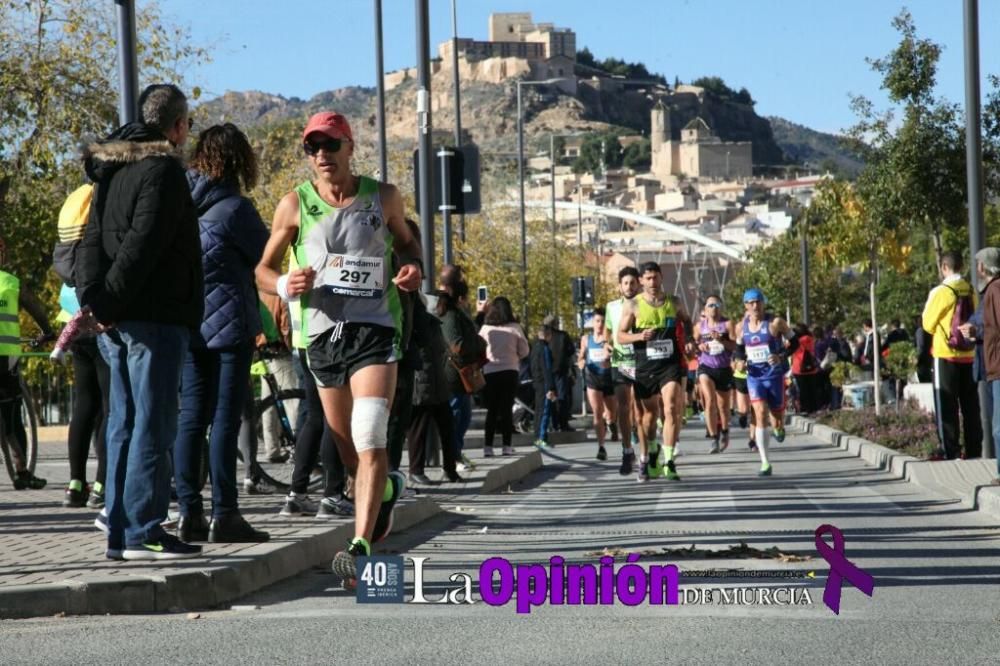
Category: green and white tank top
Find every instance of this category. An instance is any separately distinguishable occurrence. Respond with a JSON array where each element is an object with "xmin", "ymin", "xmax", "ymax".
[
  {"xmin": 604, "ymin": 298, "xmax": 636, "ymax": 369},
  {"xmin": 292, "ymin": 177, "xmax": 402, "ymax": 344}
]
